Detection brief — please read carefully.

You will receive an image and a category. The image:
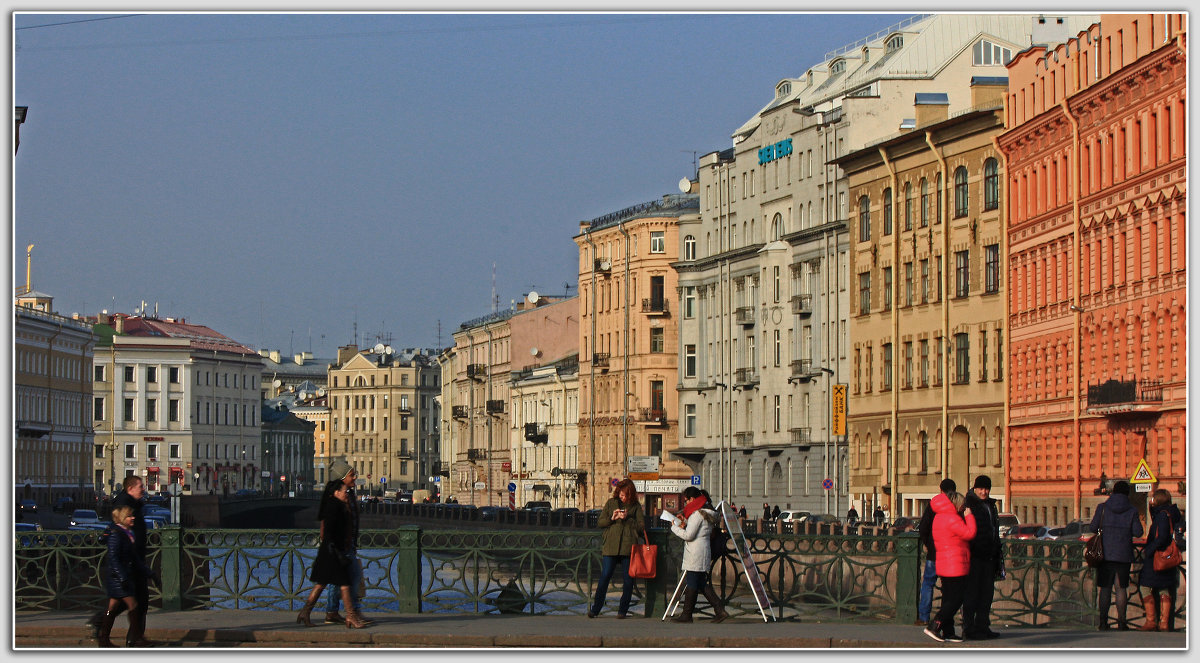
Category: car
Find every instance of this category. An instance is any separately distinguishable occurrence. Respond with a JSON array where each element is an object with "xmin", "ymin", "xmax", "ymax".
[
  {"xmin": 523, "ymin": 501, "xmax": 552, "ymax": 511},
  {"xmin": 397, "ymin": 493, "xmax": 414, "ymax": 504},
  {"xmin": 145, "ymin": 495, "xmax": 168, "ymax": 507},
  {"xmin": 551, "ymin": 507, "xmax": 580, "ymax": 517},
  {"xmin": 68, "ymin": 522, "xmax": 110, "ymax": 531},
  {"xmin": 998, "ymin": 512, "xmax": 1020, "ymax": 537},
  {"xmin": 18, "ymin": 499, "xmax": 38, "ymax": 514},
  {"xmin": 478, "ymin": 505, "xmax": 507, "ymax": 522},
  {"xmin": 800, "ymin": 513, "xmax": 840, "ymax": 524},
  {"xmin": 15, "ymin": 522, "xmax": 42, "ymax": 532},
  {"xmin": 1056, "ymin": 520, "xmax": 1096, "ymax": 540},
  {"xmin": 143, "ymin": 515, "xmax": 168, "ymax": 529},
  {"xmin": 890, "ymin": 517, "xmax": 918, "ymax": 533},
  {"xmin": 52, "ymin": 497, "xmax": 72, "ymax": 513},
  {"xmin": 1009, "ymin": 524, "xmax": 1048, "ymax": 540},
  {"xmin": 69, "ymin": 509, "xmax": 101, "ymax": 527},
  {"xmin": 777, "ymin": 510, "xmax": 810, "ymax": 524},
  {"xmin": 234, "ymin": 488, "xmax": 258, "ymax": 497}
]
